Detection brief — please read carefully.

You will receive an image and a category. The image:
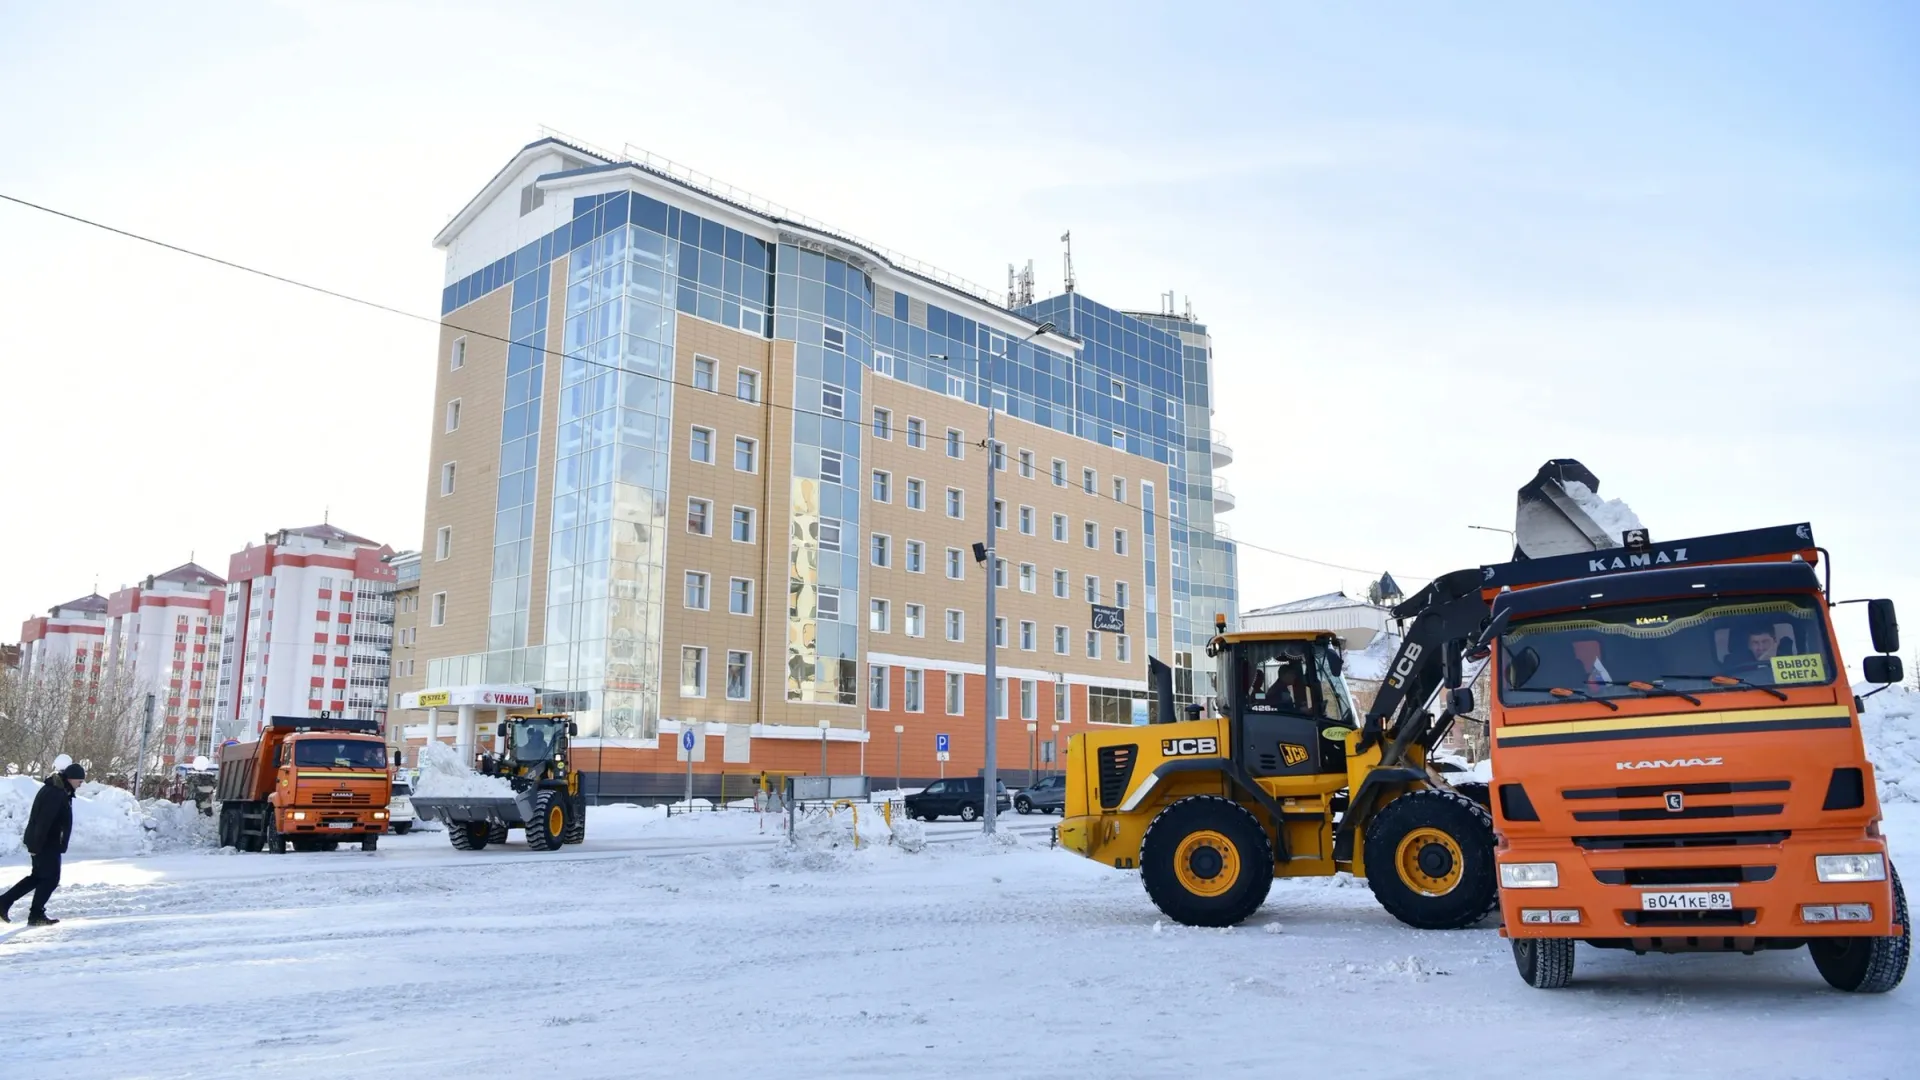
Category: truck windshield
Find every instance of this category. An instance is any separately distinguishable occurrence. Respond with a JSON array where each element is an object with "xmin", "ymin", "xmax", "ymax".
[
  {"xmin": 292, "ymin": 740, "xmax": 390, "ymax": 769},
  {"xmin": 1500, "ymin": 593, "xmax": 1835, "ymax": 707}
]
